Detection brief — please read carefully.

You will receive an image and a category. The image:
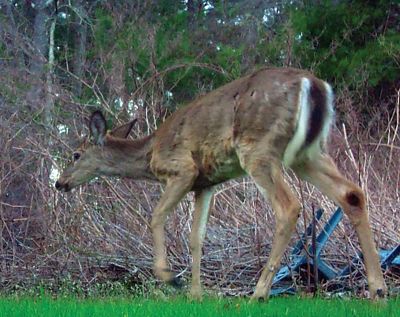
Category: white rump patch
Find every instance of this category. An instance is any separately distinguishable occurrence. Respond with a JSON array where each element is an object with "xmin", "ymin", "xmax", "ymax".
[
  {"xmin": 321, "ymin": 82, "xmax": 334, "ymax": 146},
  {"xmin": 283, "ymin": 78, "xmax": 310, "ymax": 167}
]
